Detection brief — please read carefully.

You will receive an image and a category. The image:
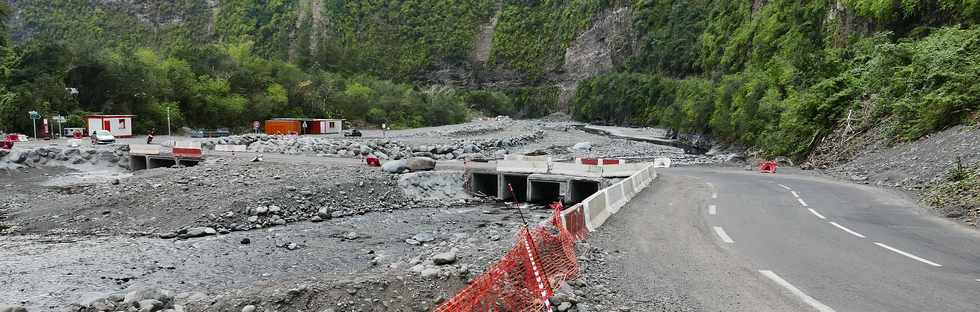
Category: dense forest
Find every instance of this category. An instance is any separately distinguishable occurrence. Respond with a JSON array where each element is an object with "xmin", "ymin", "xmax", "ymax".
[
  {"xmin": 1, "ymin": 0, "xmax": 978, "ymax": 159},
  {"xmin": 574, "ymin": 0, "xmax": 980, "ymax": 157}
]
